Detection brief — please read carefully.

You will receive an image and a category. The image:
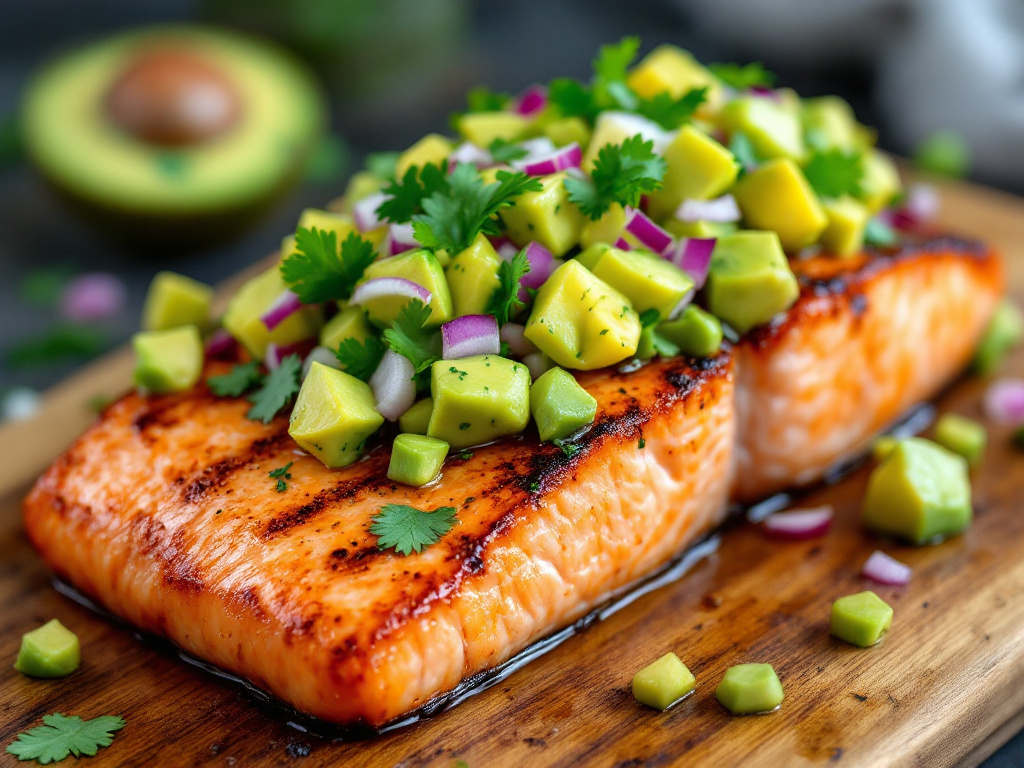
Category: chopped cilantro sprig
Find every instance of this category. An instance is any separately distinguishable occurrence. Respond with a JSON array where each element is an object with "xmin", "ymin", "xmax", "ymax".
[
  {"xmin": 370, "ymin": 503, "xmax": 459, "ymax": 556},
  {"xmin": 280, "ymin": 228, "xmax": 376, "ymax": 304},
  {"xmin": 6, "ymin": 713, "xmax": 125, "ymax": 764},
  {"xmin": 709, "ymin": 61, "xmax": 777, "ymax": 90},
  {"xmin": 383, "ymin": 299, "xmax": 441, "ymax": 375},
  {"xmin": 334, "ymin": 336, "xmax": 386, "ymax": 382},
  {"xmin": 564, "ymin": 135, "xmax": 666, "ymax": 219},
  {"xmin": 246, "ymin": 354, "xmax": 302, "ymax": 424},
  {"xmin": 803, "ymin": 148, "xmax": 865, "ymax": 199},
  {"xmin": 377, "ymin": 162, "xmax": 449, "ymax": 224},
  {"xmin": 207, "ymin": 361, "xmax": 262, "ymax": 397},
  {"xmin": 486, "ymin": 247, "xmax": 531, "ymax": 326}
]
